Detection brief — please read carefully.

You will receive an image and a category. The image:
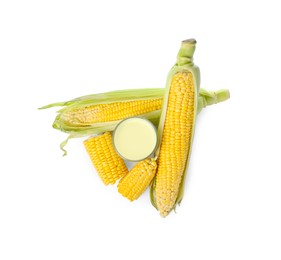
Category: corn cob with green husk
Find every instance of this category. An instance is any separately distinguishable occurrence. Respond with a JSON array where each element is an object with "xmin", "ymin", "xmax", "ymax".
[
  {"xmin": 149, "ymin": 39, "xmax": 202, "ymax": 217},
  {"xmin": 40, "ymin": 87, "xmax": 229, "ymax": 154}
]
